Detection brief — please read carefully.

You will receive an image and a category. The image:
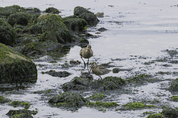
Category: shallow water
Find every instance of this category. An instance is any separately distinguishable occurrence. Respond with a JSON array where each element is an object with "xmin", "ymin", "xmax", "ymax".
[{"xmin": 1, "ymin": 0, "xmax": 178, "ymax": 118}]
